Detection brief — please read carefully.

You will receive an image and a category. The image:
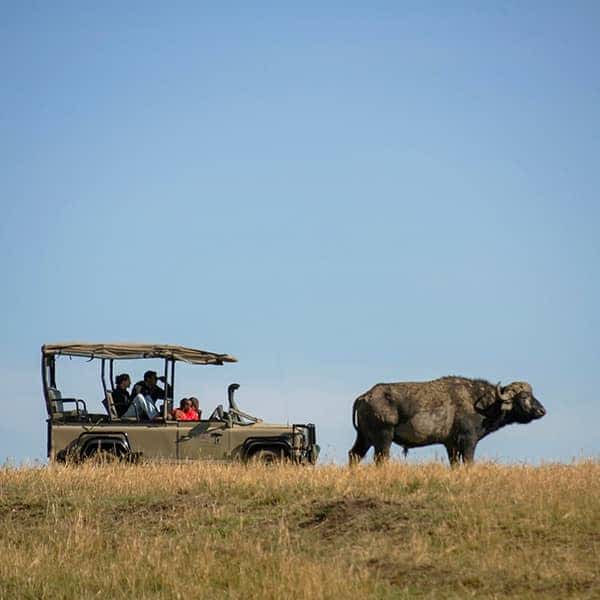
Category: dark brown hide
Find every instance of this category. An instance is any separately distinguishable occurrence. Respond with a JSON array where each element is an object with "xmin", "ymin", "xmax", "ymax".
[{"xmin": 348, "ymin": 377, "xmax": 546, "ymax": 465}]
